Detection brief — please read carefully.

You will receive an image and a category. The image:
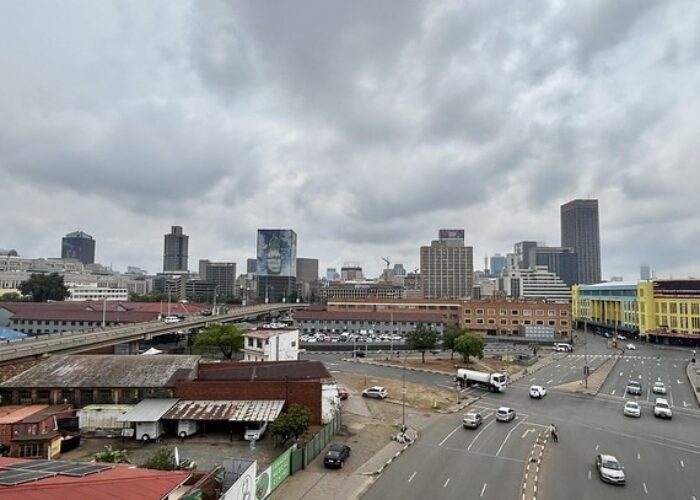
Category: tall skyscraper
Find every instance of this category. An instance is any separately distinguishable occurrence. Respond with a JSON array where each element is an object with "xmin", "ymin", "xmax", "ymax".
[
  {"xmin": 561, "ymin": 199, "xmax": 601, "ymax": 284},
  {"xmin": 246, "ymin": 258, "xmax": 258, "ymax": 274},
  {"xmin": 199, "ymin": 260, "xmax": 237, "ymax": 298},
  {"xmin": 61, "ymin": 230, "xmax": 95, "ymax": 265},
  {"xmin": 490, "ymin": 253, "xmax": 506, "ymax": 276},
  {"xmin": 163, "ymin": 226, "xmax": 189, "ymax": 272},
  {"xmin": 420, "ymin": 229, "xmax": 474, "ymax": 299},
  {"xmin": 296, "ymin": 258, "xmax": 319, "ymax": 283},
  {"xmin": 256, "ymin": 229, "xmax": 297, "ymax": 302}
]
